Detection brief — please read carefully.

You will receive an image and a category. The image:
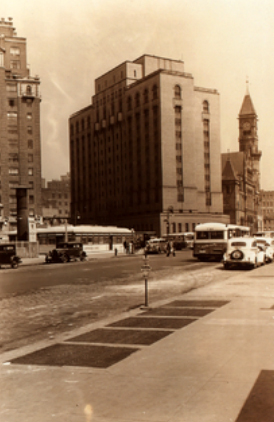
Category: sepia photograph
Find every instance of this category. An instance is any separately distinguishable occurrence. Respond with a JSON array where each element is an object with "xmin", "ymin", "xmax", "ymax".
[{"xmin": 0, "ymin": 0, "xmax": 274, "ymax": 421}]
